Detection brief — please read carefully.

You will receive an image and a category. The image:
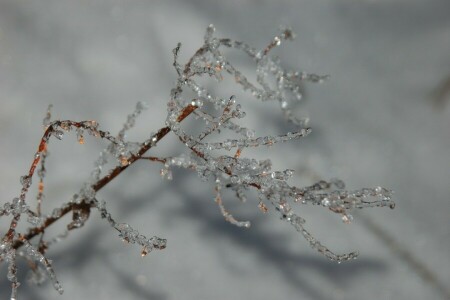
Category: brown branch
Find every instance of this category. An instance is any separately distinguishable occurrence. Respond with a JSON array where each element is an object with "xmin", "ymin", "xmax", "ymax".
[{"xmin": 11, "ymin": 104, "xmax": 197, "ymax": 250}]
